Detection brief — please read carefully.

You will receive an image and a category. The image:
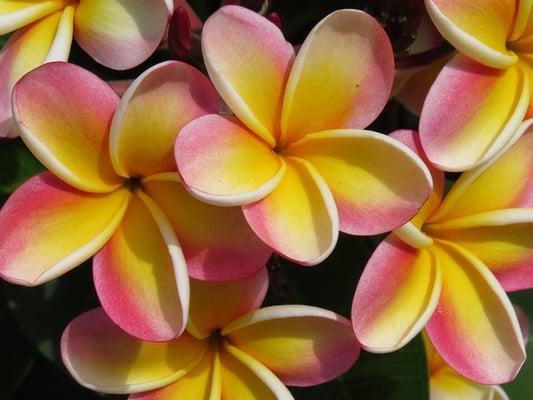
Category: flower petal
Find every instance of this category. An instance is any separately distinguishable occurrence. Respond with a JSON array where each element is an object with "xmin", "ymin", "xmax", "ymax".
[
  {"xmin": 287, "ymin": 129, "xmax": 432, "ymax": 235},
  {"xmin": 143, "ymin": 174, "xmax": 272, "ymax": 281},
  {"xmin": 427, "ymin": 209, "xmax": 533, "ymax": 292},
  {"xmin": 223, "ymin": 305, "xmax": 358, "ymax": 386},
  {"xmin": 45, "ymin": 5, "xmax": 74, "ymax": 62},
  {"xmin": 176, "ymin": 114, "xmax": 285, "ymax": 206},
  {"xmin": 173, "ymin": 0, "xmax": 202, "ymax": 30},
  {"xmin": 220, "ymin": 342, "xmax": 294, "ymax": 400},
  {"xmin": 0, "ymin": 0, "xmax": 65, "ymax": 34},
  {"xmin": 243, "ymin": 157, "xmax": 338, "ymax": 266},
  {"xmin": 12, "ymin": 62, "xmax": 123, "ymax": 192},
  {"xmin": 73, "ymin": 0, "xmax": 170, "ymax": 70},
  {"xmin": 202, "ymin": 5, "xmax": 295, "ymax": 145},
  {"xmin": 352, "ymin": 235, "xmax": 441, "ymax": 352},
  {"xmin": 187, "ymin": 268, "xmax": 269, "ymax": 339},
  {"xmin": 419, "ymin": 56, "xmax": 529, "ymax": 171},
  {"xmin": 280, "ymin": 10, "xmax": 394, "ymax": 145},
  {"xmin": 426, "ymin": 241, "xmax": 525, "ymax": 384},
  {"xmin": 0, "ymin": 12, "xmax": 64, "ymax": 138},
  {"xmin": 110, "ymin": 61, "xmax": 218, "ymax": 178},
  {"xmin": 129, "ymin": 348, "xmax": 220, "ymax": 400},
  {"xmin": 0, "ymin": 172, "xmax": 129, "ymax": 286},
  {"xmin": 429, "ymin": 120, "xmax": 533, "ymax": 223},
  {"xmin": 431, "ymin": 368, "xmax": 491, "ymax": 400},
  {"xmin": 93, "ymin": 194, "xmax": 189, "ymax": 342},
  {"xmin": 61, "ymin": 308, "xmax": 207, "ymax": 394},
  {"xmin": 424, "ymin": 0, "xmax": 517, "ymax": 68}
]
